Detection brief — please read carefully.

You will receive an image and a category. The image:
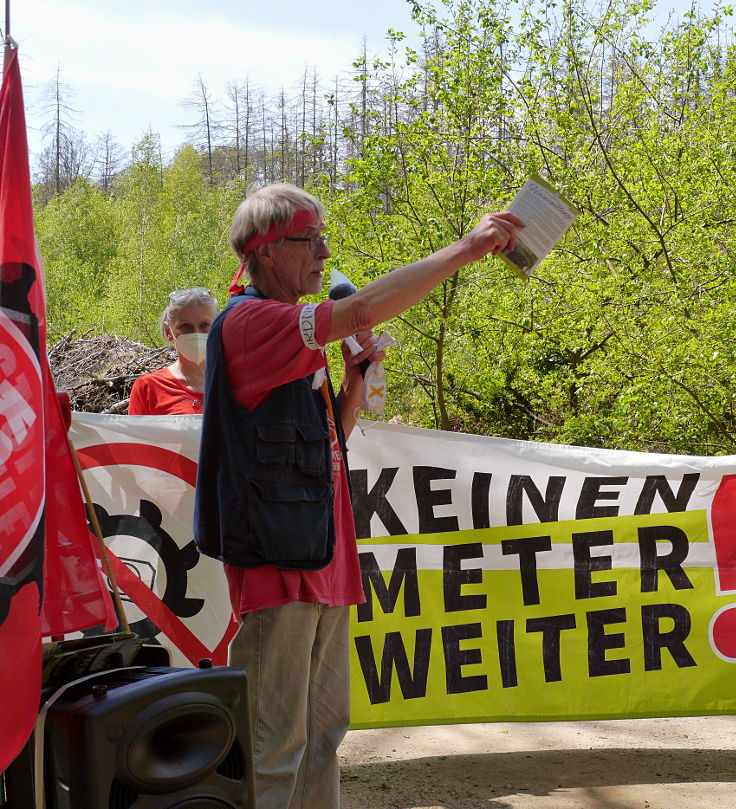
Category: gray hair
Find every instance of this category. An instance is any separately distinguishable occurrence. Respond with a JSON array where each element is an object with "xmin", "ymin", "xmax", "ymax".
[
  {"xmin": 230, "ymin": 183, "xmax": 324, "ymax": 277},
  {"xmin": 159, "ymin": 287, "xmax": 218, "ymax": 341}
]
